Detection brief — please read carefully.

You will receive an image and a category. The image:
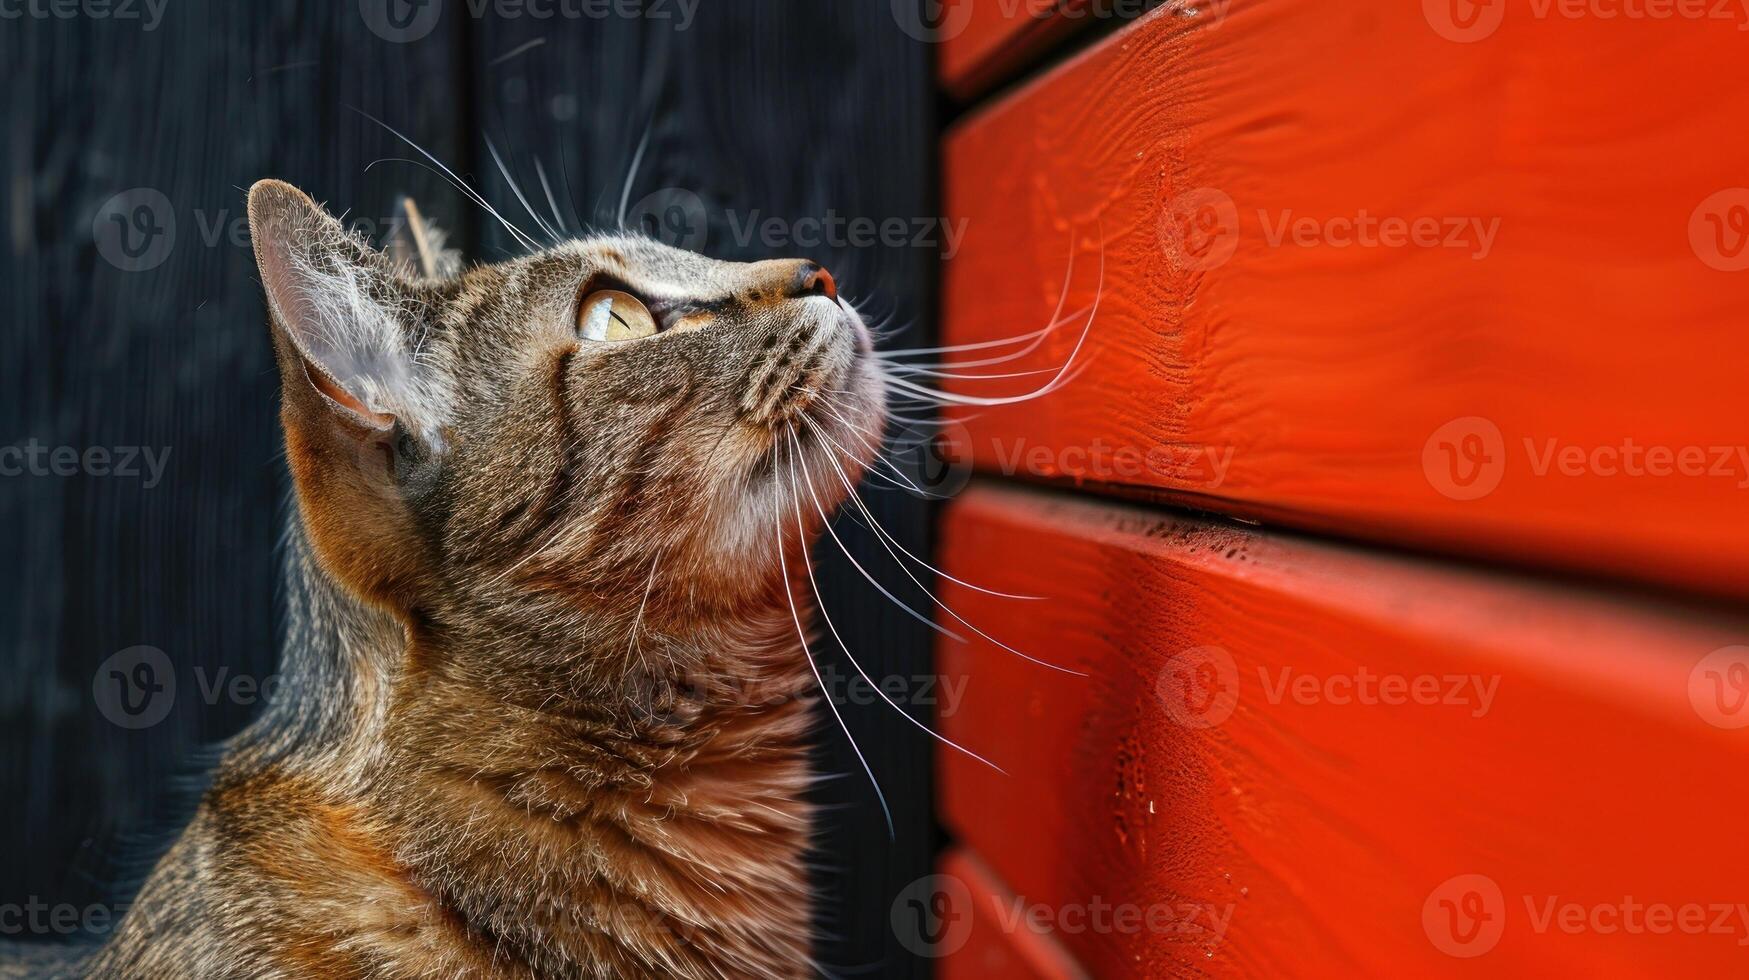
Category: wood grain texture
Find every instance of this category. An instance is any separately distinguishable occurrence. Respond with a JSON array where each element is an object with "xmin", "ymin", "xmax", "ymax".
[
  {"xmin": 937, "ymin": 482, "xmax": 1749, "ymax": 976},
  {"xmin": 936, "ymin": 849, "xmax": 1090, "ymax": 980},
  {"xmin": 939, "ymin": 1, "xmax": 1749, "ymax": 597},
  {"xmin": 1, "ymin": 0, "xmax": 465, "ymax": 925}
]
